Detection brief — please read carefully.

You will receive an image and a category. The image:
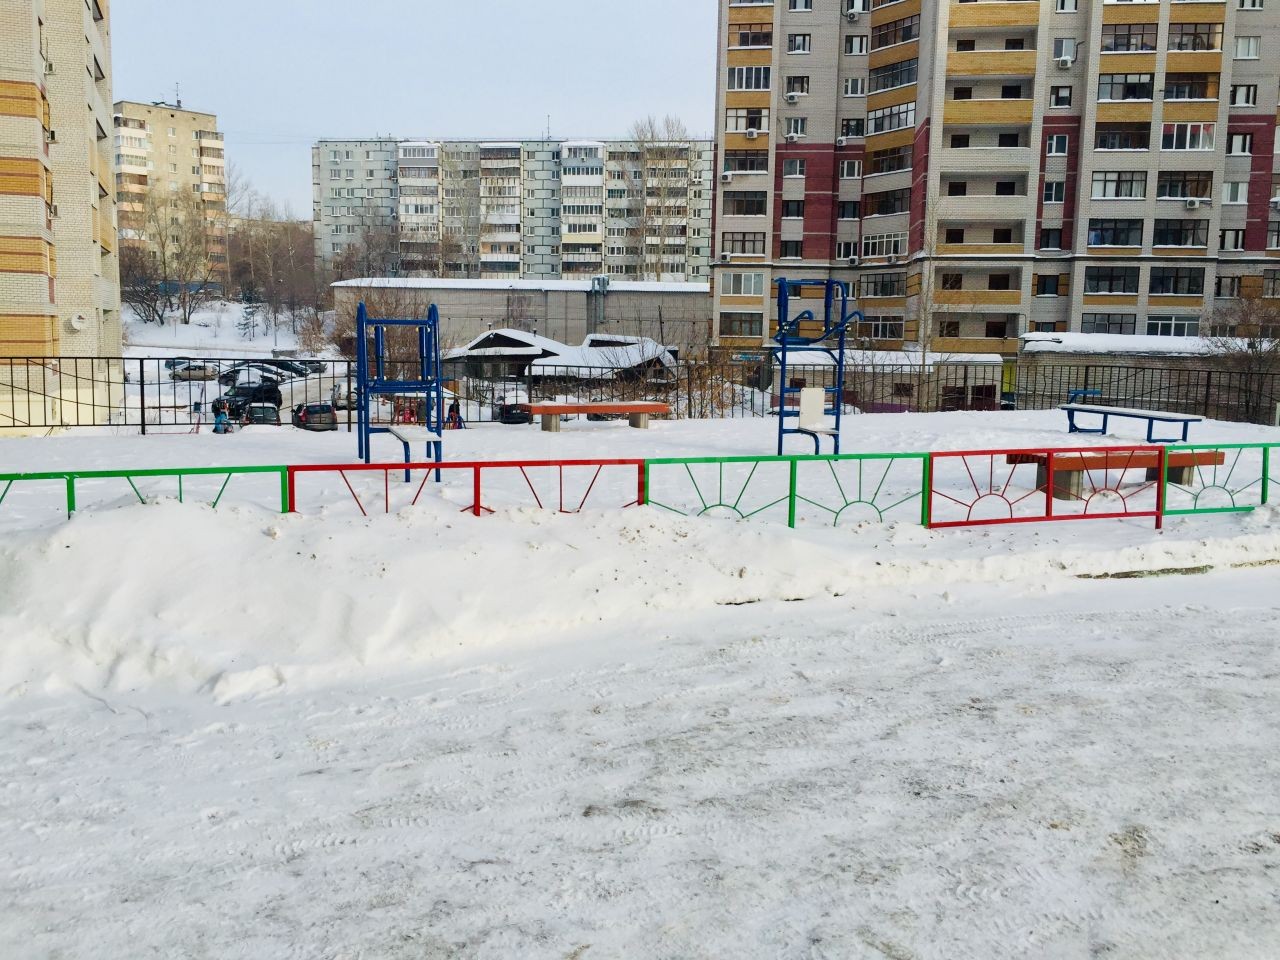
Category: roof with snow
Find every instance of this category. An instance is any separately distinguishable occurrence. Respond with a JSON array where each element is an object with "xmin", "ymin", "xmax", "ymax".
[
  {"xmin": 333, "ymin": 277, "xmax": 710, "ymax": 295},
  {"xmin": 444, "ymin": 328, "xmax": 676, "ymax": 375},
  {"xmin": 1020, "ymin": 333, "xmax": 1224, "ymax": 356},
  {"xmin": 798, "ymin": 349, "xmax": 1003, "ymax": 370}
]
